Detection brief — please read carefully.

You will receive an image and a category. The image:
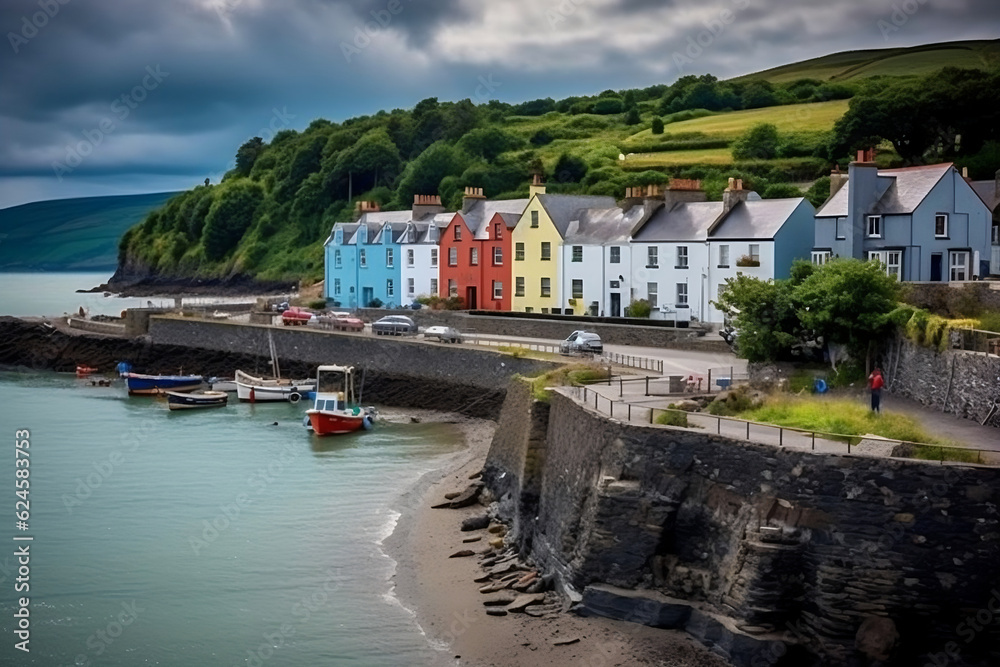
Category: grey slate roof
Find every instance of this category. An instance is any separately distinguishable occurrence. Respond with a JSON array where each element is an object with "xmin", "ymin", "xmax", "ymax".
[
  {"xmin": 632, "ymin": 201, "xmax": 724, "ymax": 242},
  {"xmin": 324, "ymin": 222, "xmax": 360, "ymax": 246},
  {"xmin": 712, "ymin": 198, "xmax": 806, "ymax": 240},
  {"xmin": 536, "ymin": 194, "xmax": 618, "ymax": 237},
  {"xmin": 816, "ymin": 163, "xmax": 953, "ymax": 217},
  {"xmin": 563, "ymin": 205, "xmax": 646, "ymax": 244},
  {"xmin": 970, "ymin": 180, "xmax": 1000, "ymax": 212},
  {"xmin": 460, "ymin": 198, "xmax": 529, "ymax": 239}
]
